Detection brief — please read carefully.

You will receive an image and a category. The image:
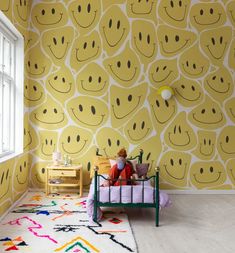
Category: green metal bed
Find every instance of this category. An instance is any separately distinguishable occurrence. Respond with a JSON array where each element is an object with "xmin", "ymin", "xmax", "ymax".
[{"xmin": 93, "ymin": 149, "xmax": 160, "ymax": 226}]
